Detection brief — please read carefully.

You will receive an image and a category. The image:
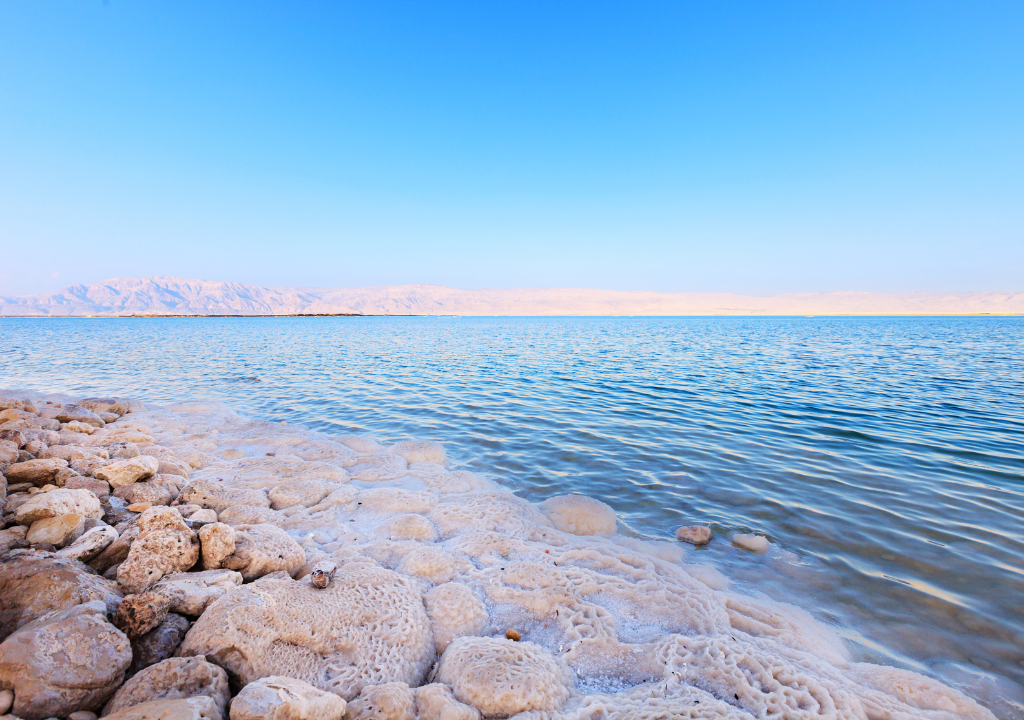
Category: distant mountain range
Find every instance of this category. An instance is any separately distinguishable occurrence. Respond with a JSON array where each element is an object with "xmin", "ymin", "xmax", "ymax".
[{"xmin": 1, "ymin": 276, "xmax": 1022, "ymax": 317}]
